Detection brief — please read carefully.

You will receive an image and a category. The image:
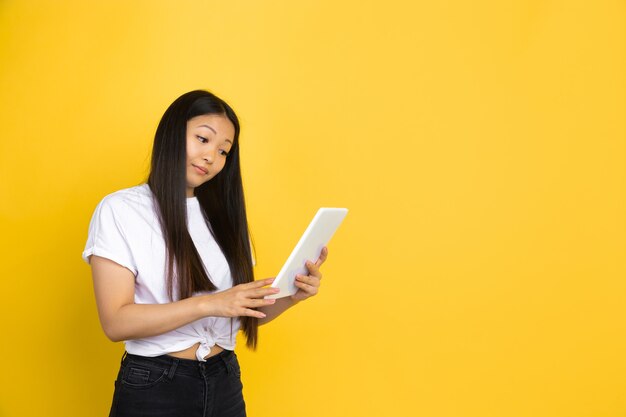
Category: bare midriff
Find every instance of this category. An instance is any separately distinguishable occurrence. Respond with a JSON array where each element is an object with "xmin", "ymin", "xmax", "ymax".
[{"xmin": 166, "ymin": 342, "xmax": 224, "ymax": 360}]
